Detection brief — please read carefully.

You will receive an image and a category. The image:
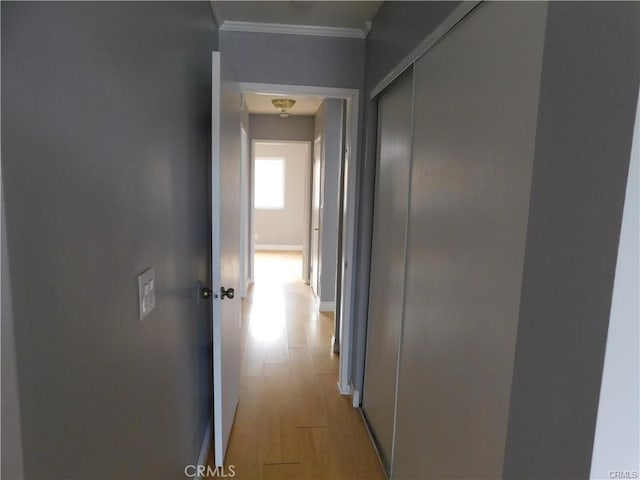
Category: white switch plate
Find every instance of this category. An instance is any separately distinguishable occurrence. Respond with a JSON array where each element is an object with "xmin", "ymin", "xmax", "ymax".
[{"xmin": 137, "ymin": 267, "xmax": 156, "ymax": 321}]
